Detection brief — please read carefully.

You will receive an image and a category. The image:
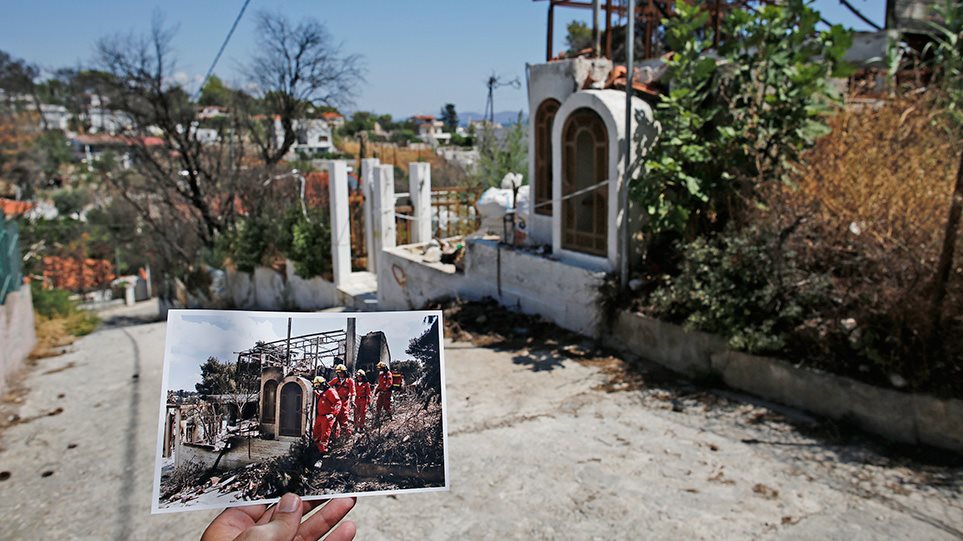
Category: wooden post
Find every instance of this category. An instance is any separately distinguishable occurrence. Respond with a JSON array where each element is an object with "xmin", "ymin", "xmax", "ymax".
[{"xmin": 547, "ymin": 1, "xmax": 555, "ymax": 61}]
